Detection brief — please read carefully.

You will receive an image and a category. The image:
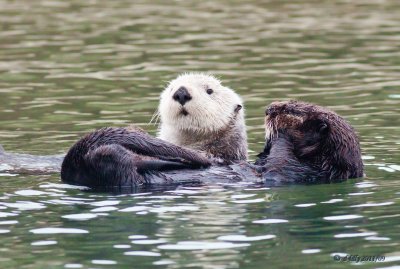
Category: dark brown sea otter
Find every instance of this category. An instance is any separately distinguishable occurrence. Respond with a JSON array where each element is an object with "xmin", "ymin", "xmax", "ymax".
[
  {"xmin": 60, "ymin": 101, "xmax": 363, "ymax": 189},
  {"xmin": 256, "ymin": 100, "xmax": 364, "ymax": 182}
]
